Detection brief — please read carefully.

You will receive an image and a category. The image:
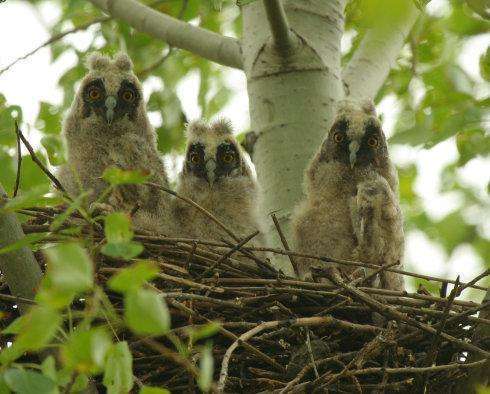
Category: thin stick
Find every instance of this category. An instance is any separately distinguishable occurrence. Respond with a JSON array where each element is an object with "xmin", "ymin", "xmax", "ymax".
[
  {"xmin": 325, "ymin": 269, "xmax": 490, "ymax": 358},
  {"xmin": 203, "ymin": 230, "xmax": 260, "ymax": 276},
  {"xmin": 456, "ymin": 269, "xmax": 489, "ymax": 296},
  {"xmin": 146, "ymin": 182, "xmax": 239, "ymax": 242},
  {"xmin": 271, "ymin": 213, "xmax": 299, "ymax": 277},
  {"xmin": 13, "ymin": 124, "xmax": 22, "ymax": 197},
  {"xmin": 263, "ymin": 0, "xmax": 293, "ymax": 56},
  {"xmin": 0, "ymin": 17, "xmax": 110, "ymax": 76},
  {"xmin": 246, "ymin": 246, "xmax": 488, "ymax": 291},
  {"xmin": 15, "ymin": 122, "xmax": 66, "ymax": 193}
]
